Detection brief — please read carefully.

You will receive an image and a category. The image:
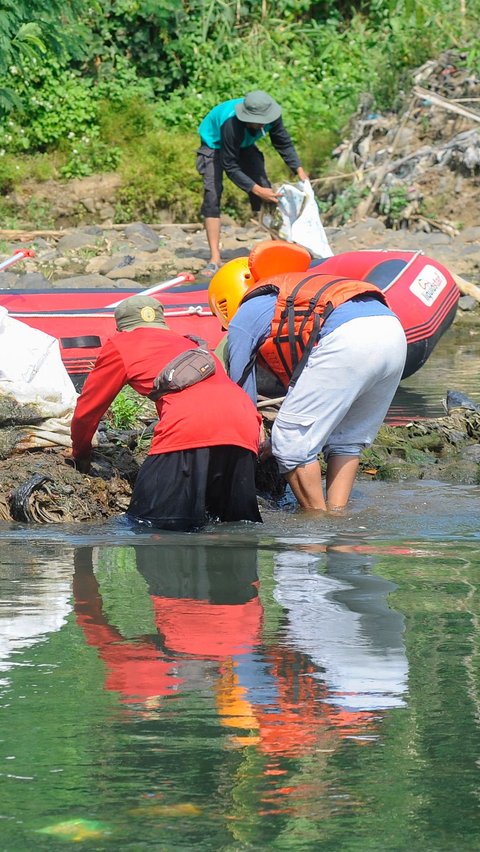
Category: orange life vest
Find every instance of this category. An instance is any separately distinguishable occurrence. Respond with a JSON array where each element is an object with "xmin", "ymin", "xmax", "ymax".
[{"xmin": 240, "ymin": 271, "xmax": 388, "ymax": 389}]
